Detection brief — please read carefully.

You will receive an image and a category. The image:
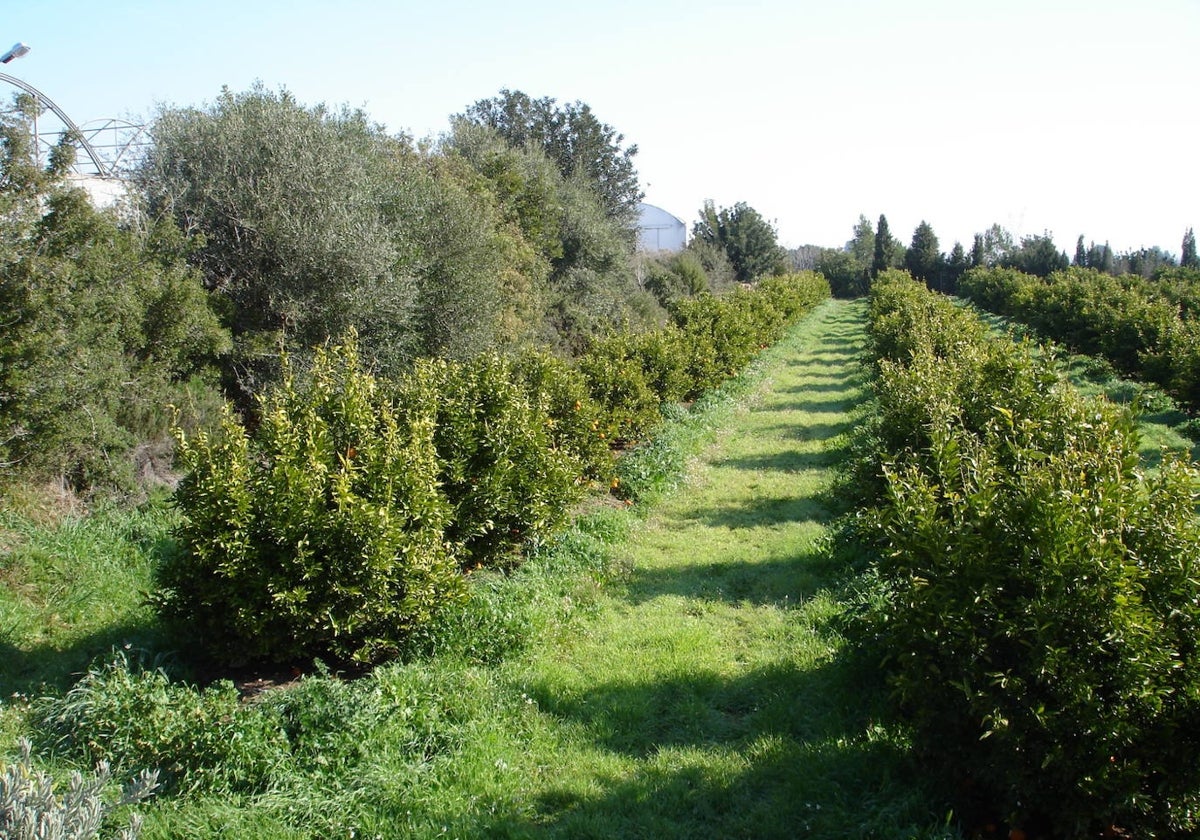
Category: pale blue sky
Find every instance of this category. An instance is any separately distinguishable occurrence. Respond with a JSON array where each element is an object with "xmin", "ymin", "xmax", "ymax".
[{"xmin": 4, "ymin": 1, "xmax": 1197, "ymax": 254}]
